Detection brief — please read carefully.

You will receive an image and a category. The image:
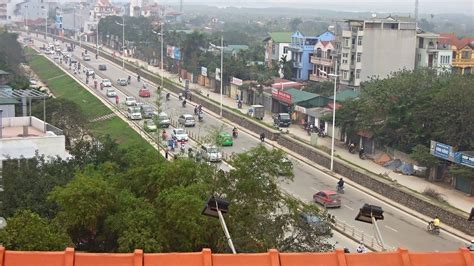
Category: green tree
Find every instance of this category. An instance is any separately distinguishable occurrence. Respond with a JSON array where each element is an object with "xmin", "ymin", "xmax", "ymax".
[
  {"xmin": 0, "ymin": 30, "xmax": 29, "ymax": 89},
  {"xmin": 279, "ymin": 55, "xmax": 293, "ymax": 80},
  {"xmin": 289, "ymin": 18, "xmax": 303, "ymax": 31},
  {"xmin": 0, "ymin": 210, "xmax": 72, "ymax": 251}
]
